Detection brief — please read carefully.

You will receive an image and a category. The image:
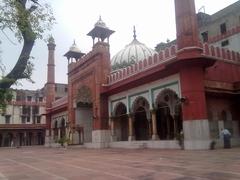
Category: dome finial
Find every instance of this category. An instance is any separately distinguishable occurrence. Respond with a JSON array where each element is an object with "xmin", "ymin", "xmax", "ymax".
[
  {"xmin": 94, "ymin": 15, "xmax": 107, "ymax": 28},
  {"xmin": 133, "ymin": 26, "xmax": 137, "ymax": 40},
  {"xmin": 48, "ymin": 35, "xmax": 55, "ymax": 44}
]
